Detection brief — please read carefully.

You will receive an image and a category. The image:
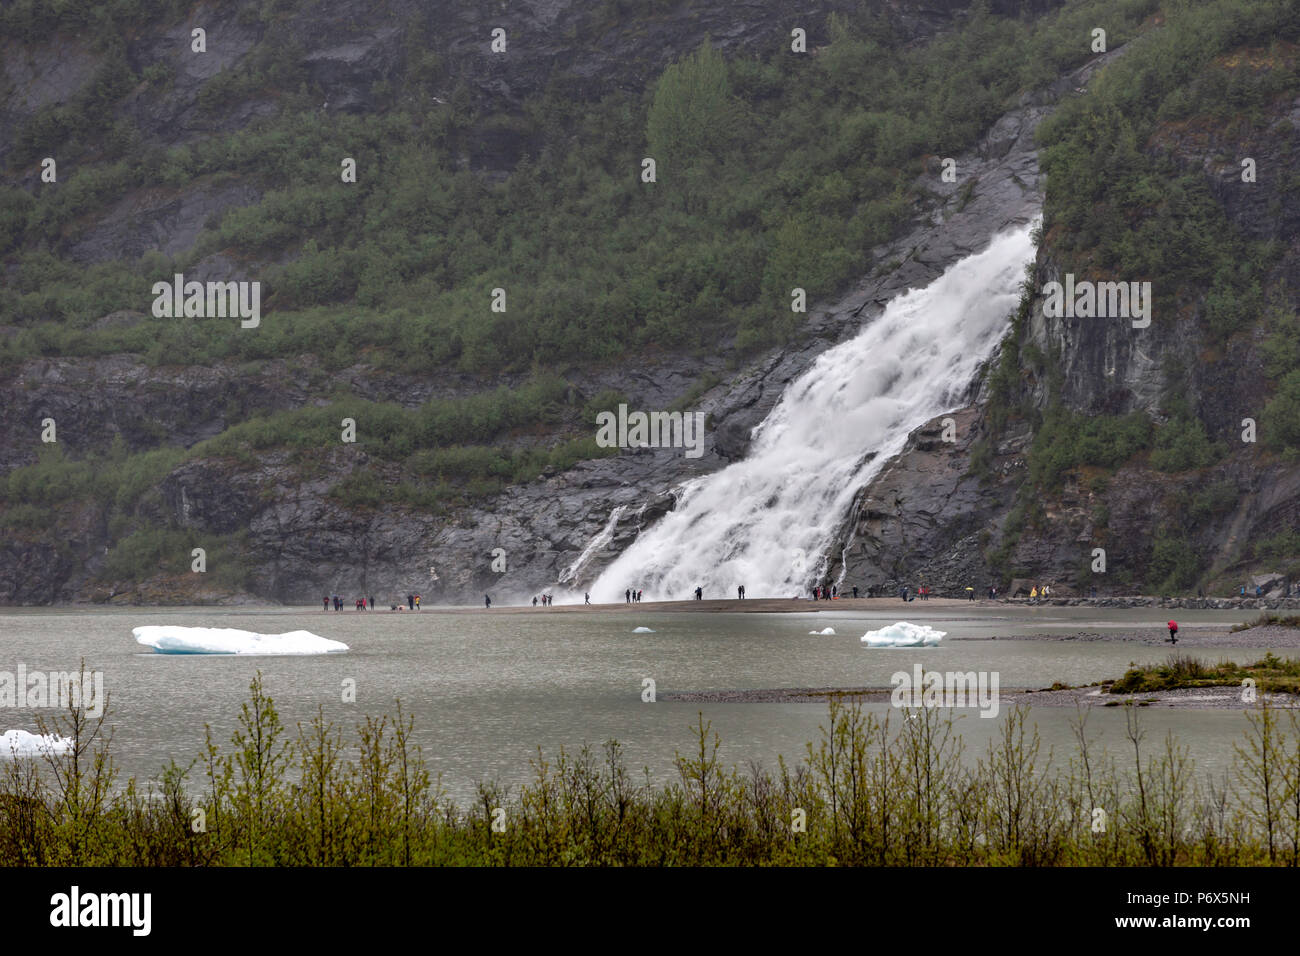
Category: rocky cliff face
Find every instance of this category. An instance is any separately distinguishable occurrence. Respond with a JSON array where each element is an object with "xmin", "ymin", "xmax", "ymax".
[
  {"xmin": 10, "ymin": 1, "xmax": 1288, "ymax": 607},
  {"xmin": 6, "ymin": 0, "xmax": 1057, "ymax": 604},
  {"xmin": 836, "ymin": 41, "xmax": 1300, "ymax": 599}
]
